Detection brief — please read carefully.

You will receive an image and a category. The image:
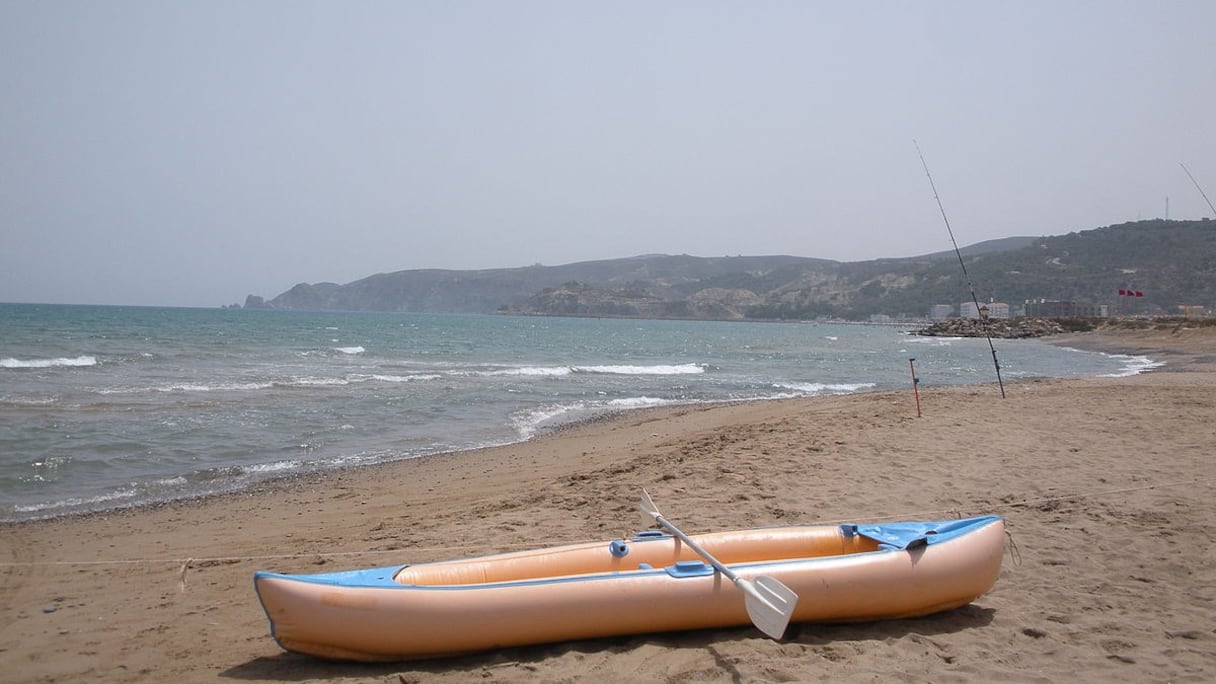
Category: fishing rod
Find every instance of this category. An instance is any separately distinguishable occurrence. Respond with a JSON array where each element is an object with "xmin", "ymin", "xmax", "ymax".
[
  {"xmin": 1180, "ymin": 163, "xmax": 1216, "ymax": 217},
  {"xmin": 913, "ymin": 140, "xmax": 1006, "ymax": 399}
]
